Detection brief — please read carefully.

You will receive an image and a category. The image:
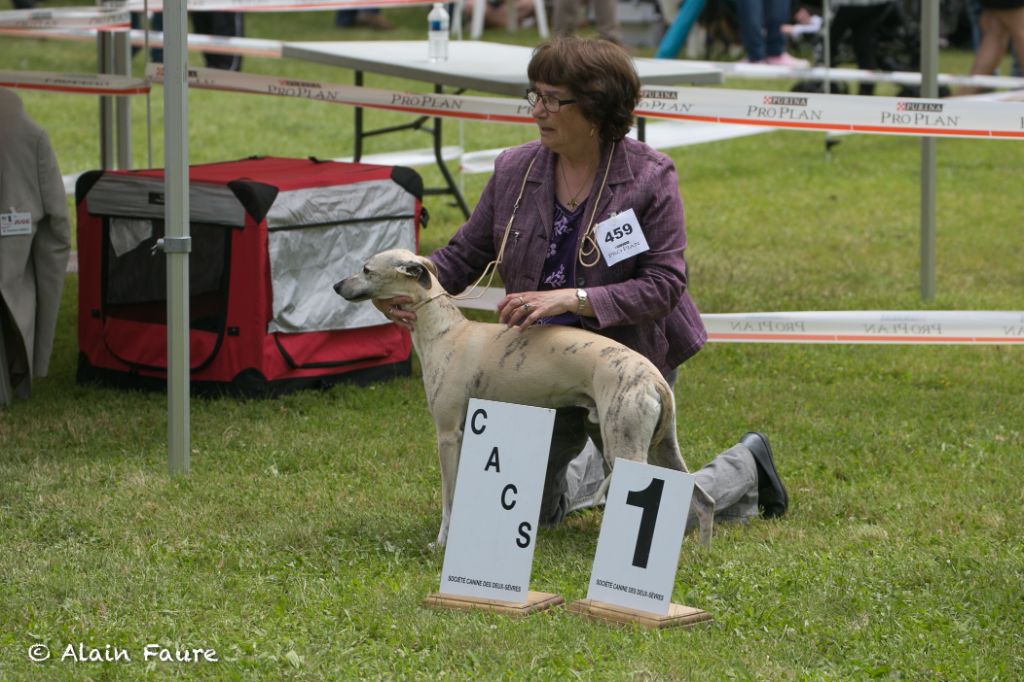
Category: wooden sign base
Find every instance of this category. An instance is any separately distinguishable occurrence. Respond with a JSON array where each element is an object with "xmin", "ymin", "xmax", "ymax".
[
  {"xmin": 423, "ymin": 591, "xmax": 564, "ymax": 618},
  {"xmin": 567, "ymin": 599, "xmax": 713, "ymax": 629}
]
